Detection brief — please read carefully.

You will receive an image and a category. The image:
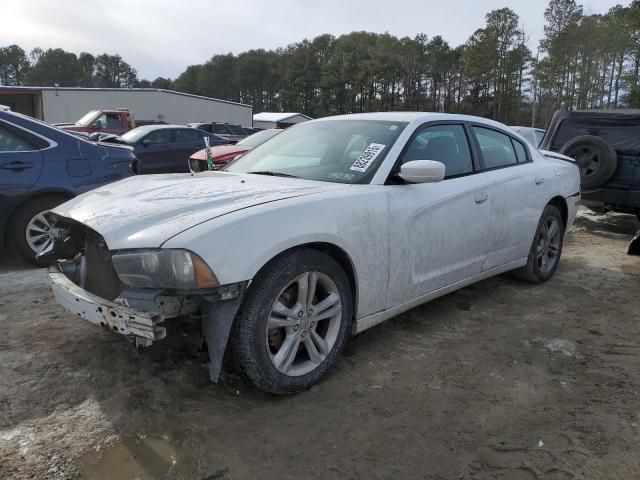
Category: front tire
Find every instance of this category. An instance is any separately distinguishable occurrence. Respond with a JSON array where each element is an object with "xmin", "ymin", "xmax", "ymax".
[
  {"xmin": 230, "ymin": 248, "xmax": 353, "ymax": 395},
  {"xmin": 514, "ymin": 204, "xmax": 565, "ymax": 283}
]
